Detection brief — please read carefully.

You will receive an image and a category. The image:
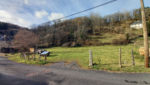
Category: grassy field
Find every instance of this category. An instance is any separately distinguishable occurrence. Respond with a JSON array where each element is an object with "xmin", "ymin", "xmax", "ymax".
[
  {"xmin": 8, "ymin": 44, "xmax": 150, "ymax": 73},
  {"xmin": 90, "ymin": 33, "xmax": 121, "ymax": 44}
]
